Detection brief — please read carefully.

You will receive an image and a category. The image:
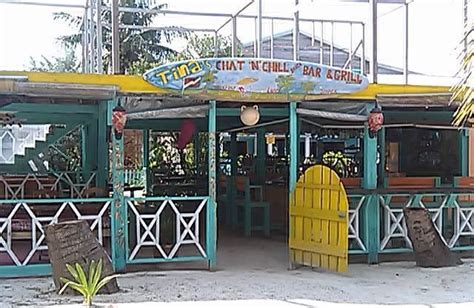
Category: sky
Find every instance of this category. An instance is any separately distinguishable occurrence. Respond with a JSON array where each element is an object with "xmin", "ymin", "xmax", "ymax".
[{"xmin": 0, "ymin": 0, "xmax": 466, "ymax": 84}]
